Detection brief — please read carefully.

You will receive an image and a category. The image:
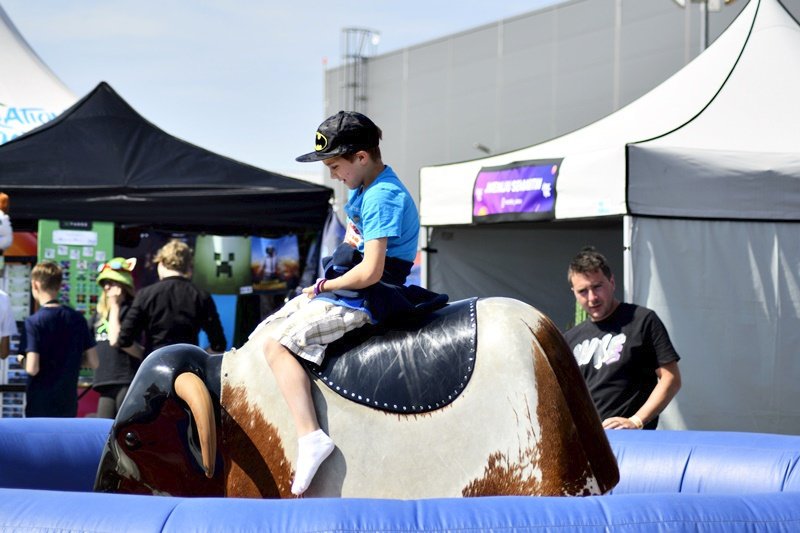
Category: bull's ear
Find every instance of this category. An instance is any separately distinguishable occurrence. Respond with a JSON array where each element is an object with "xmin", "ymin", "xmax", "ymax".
[{"xmin": 174, "ymin": 372, "xmax": 216, "ymax": 478}]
